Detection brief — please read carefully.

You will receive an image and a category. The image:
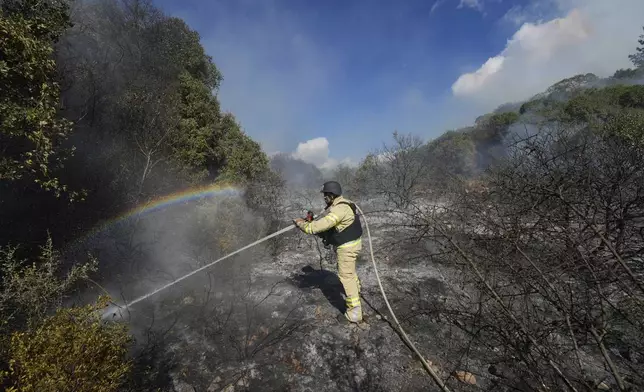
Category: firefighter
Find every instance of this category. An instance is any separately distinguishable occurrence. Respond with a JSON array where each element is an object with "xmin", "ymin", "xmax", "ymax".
[{"xmin": 293, "ymin": 181, "xmax": 364, "ymax": 324}]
